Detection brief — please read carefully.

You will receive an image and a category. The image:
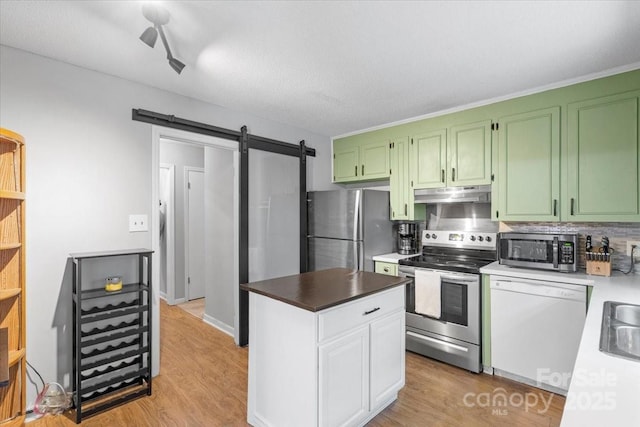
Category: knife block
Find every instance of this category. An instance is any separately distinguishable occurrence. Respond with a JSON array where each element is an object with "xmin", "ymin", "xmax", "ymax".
[{"xmin": 585, "ymin": 248, "xmax": 612, "ymax": 277}]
